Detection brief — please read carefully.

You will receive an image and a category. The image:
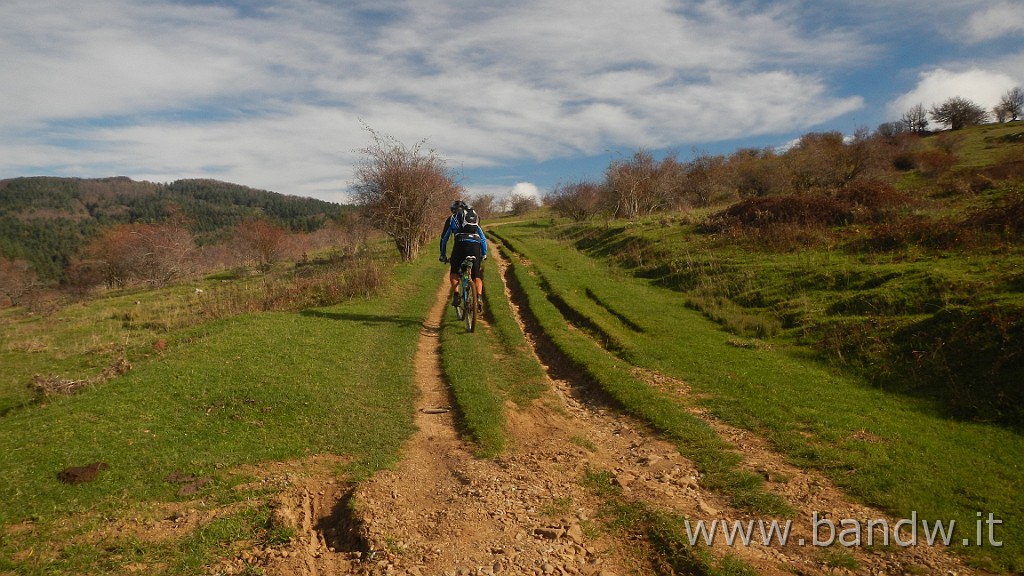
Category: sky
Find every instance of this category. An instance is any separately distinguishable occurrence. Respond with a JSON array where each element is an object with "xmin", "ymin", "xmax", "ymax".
[{"xmin": 1, "ymin": 1, "xmax": 1022, "ymax": 205}]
